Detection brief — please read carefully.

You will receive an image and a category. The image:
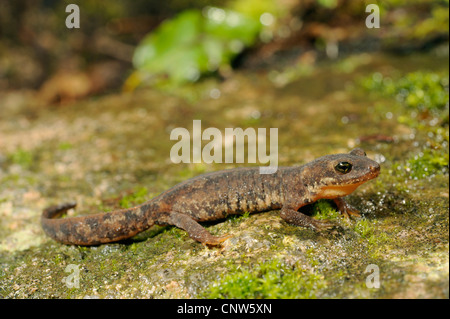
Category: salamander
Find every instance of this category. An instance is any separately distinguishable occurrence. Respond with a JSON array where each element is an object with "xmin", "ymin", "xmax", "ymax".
[{"xmin": 41, "ymin": 148, "xmax": 380, "ymax": 246}]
